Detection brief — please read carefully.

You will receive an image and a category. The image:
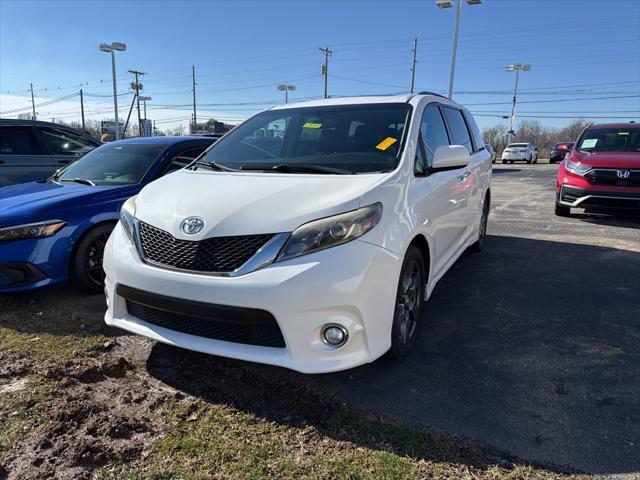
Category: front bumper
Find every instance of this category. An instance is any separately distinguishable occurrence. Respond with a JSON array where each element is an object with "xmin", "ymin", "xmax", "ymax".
[
  {"xmin": 0, "ymin": 235, "xmax": 69, "ymax": 292},
  {"xmin": 558, "ymin": 185, "xmax": 640, "ymax": 209},
  {"xmin": 104, "ymin": 222, "xmax": 402, "ymax": 374}
]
